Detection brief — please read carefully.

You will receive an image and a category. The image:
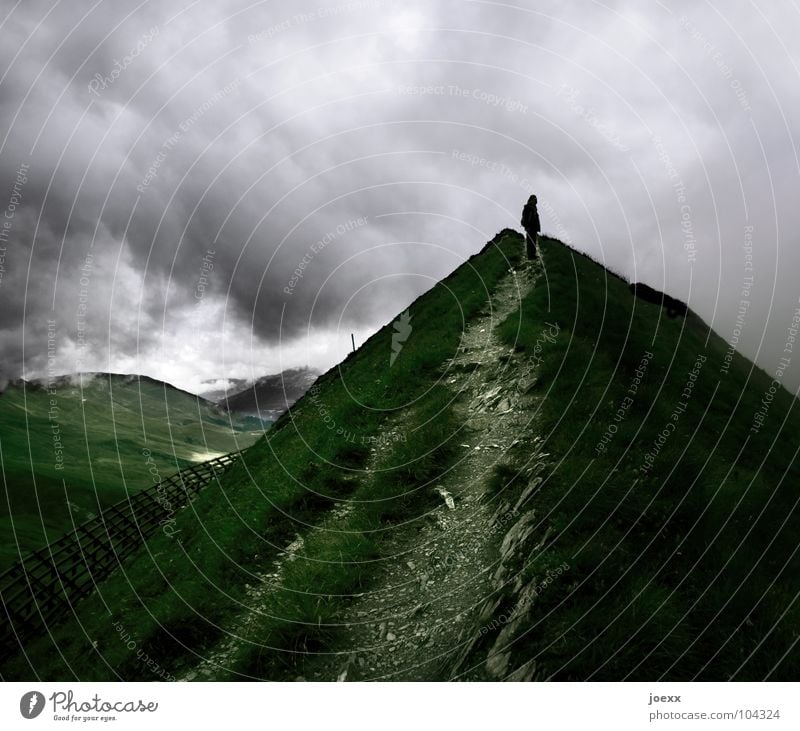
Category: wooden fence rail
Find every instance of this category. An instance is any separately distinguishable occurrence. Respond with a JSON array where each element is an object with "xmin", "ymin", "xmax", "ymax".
[{"xmin": 0, "ymin": 450, "xmax": 242, "ymax": 655}]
